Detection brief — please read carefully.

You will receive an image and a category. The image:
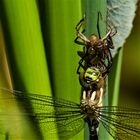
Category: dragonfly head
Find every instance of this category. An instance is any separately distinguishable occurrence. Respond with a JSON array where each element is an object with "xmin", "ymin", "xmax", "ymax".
[
  {"xmin": 79, "ymin": 67, "xmax": 104, "ymax": 91},
  {"xmin": 80, "ymin": 89, "xmax": 103, "ymax": 117},
  {"xmin": 84, "ymin": 67, "xmax": 102, "ymax": 83}
]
